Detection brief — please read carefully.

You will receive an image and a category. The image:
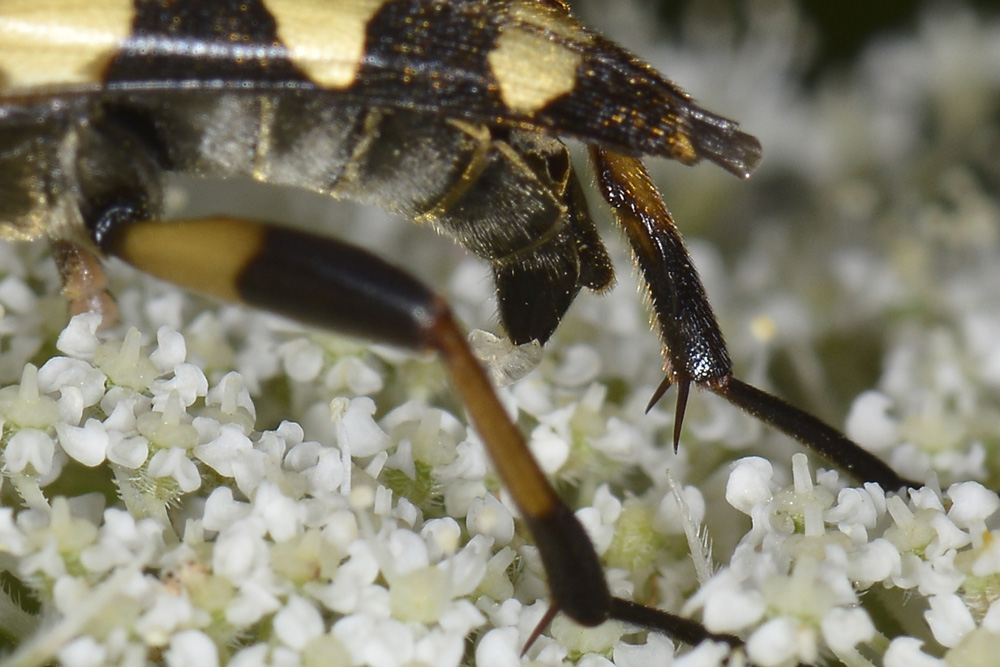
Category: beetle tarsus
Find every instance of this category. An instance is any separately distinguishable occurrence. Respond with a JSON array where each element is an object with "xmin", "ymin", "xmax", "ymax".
[
  {"xmin": 712, "ymin": 376, "xmax": 919, "ymax": 490},
  {"xmin": 610, "ymin": 597, "xmax": 744, "ymax": 649}
]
